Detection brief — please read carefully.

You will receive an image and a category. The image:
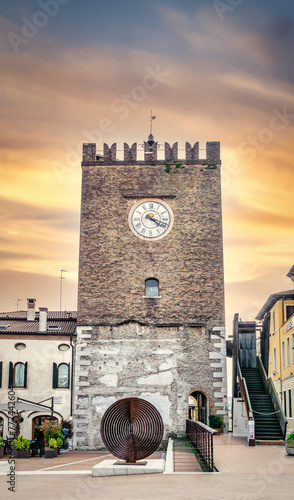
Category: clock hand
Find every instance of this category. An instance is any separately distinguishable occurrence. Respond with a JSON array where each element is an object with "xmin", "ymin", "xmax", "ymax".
[{"xmin": 146, "ymin": 214, "xmax": 167, "ymax": 228}]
